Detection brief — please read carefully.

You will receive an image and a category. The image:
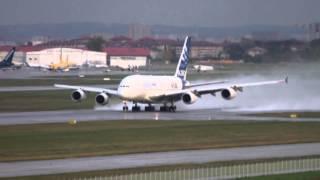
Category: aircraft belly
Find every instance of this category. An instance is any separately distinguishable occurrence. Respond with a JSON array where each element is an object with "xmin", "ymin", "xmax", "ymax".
[
  {"xmin": 122, "ymin": 89, "xmax": 181, "ymax": 104},
  {"xmin": 147, "ymin": 89, "xmax": 181, "ymax": 103}
]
